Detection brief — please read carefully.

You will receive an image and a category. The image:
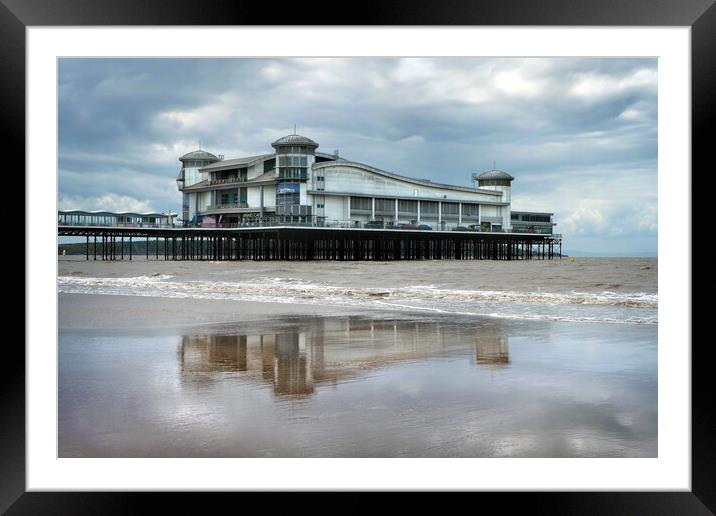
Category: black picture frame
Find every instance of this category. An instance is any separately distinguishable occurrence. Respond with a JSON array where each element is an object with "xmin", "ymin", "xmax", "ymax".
[{"xmin": 7, "ymin": 0, "xmax": 708, "ymax": 512}]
